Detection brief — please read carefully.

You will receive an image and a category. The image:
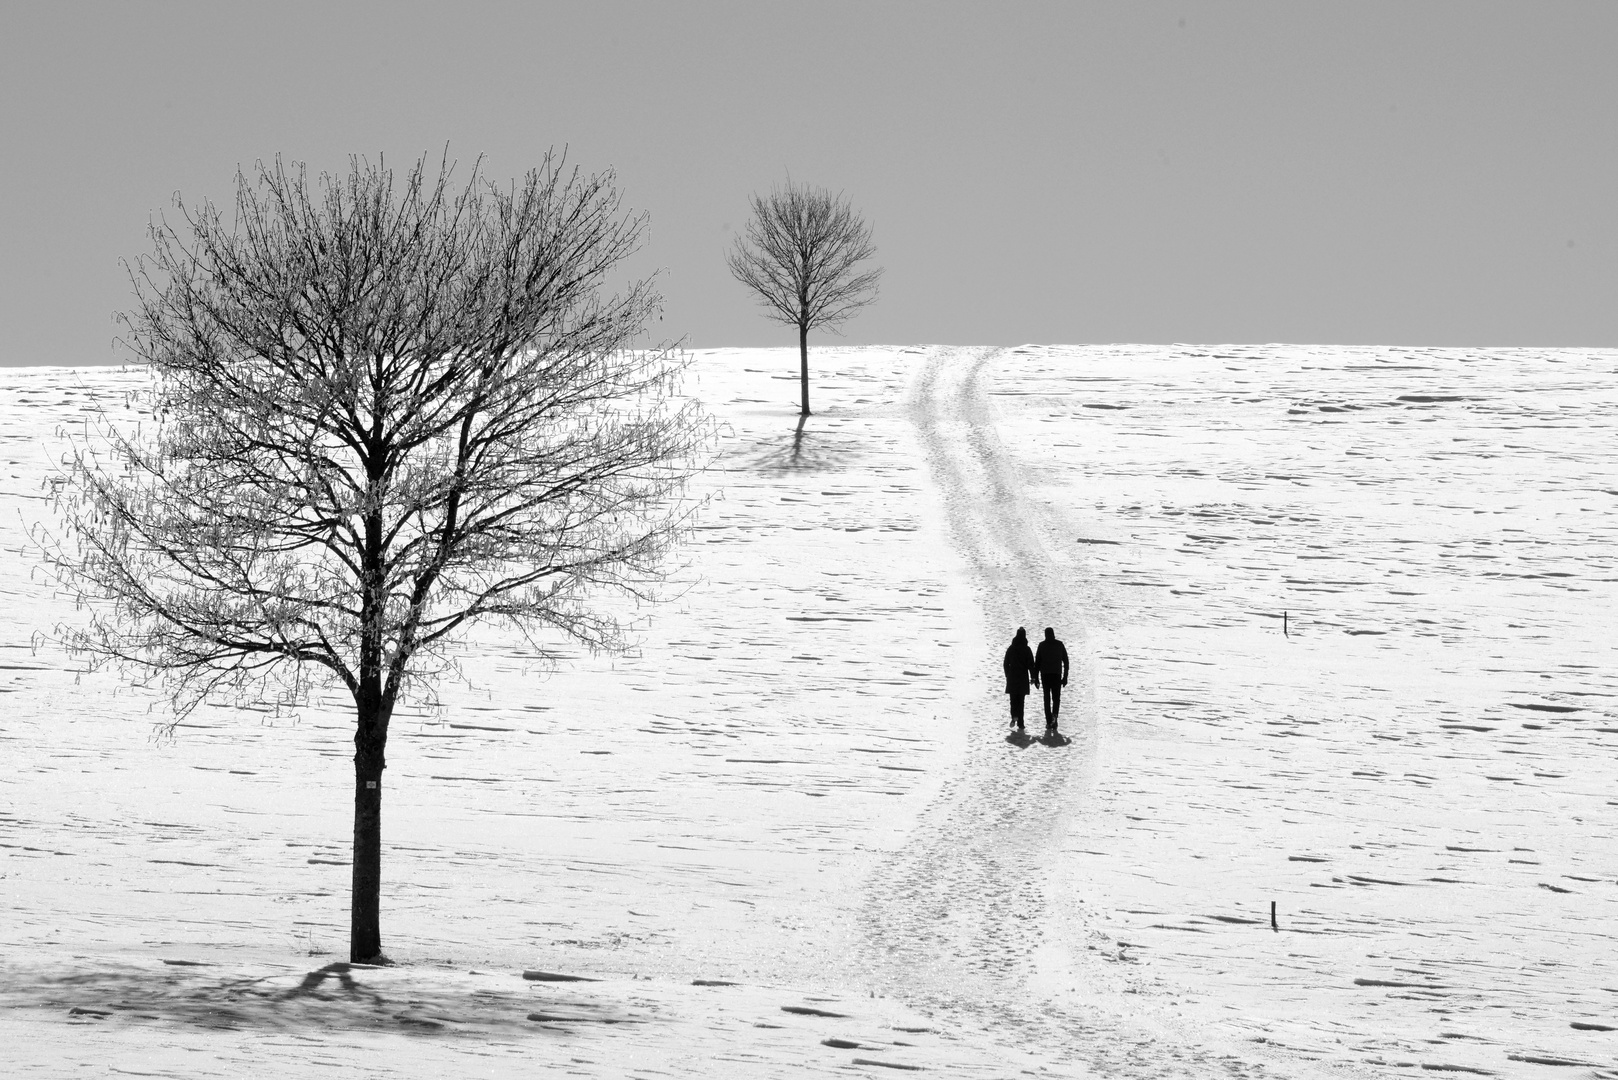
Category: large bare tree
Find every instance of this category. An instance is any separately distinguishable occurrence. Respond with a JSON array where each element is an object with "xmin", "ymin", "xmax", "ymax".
[
  {"xmin": 726, "ymin": 181, "xmax": 881, "ymax": 416},
  {"xmin": 43, "ymin": 151, "xmax": 710, "ymax": 963}
]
